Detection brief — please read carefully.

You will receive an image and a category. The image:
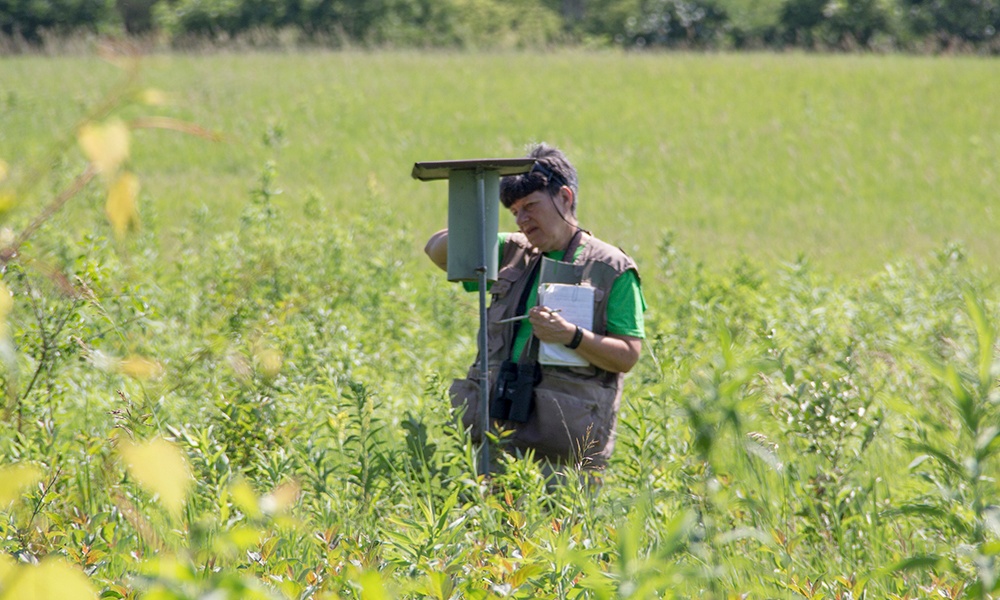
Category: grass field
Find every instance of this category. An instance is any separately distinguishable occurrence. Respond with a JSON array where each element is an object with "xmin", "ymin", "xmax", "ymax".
[
  {"xmin": 1, "ymin": 49, "xmax": 1000, "ymax": 599},
  {"xmin": 1, "ymin": 51, "xmax": 998, "ymax": 278}
]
